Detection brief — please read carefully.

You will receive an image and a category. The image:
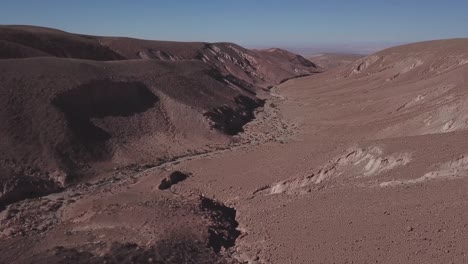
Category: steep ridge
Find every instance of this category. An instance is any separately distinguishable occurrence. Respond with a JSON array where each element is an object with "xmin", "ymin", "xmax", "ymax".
[
  {"xmin": 0, "ymin": 25, "xmax": 318, "ymax": 207},
  {"xmin": 99, "ymin": 37, "xmax": 319, "ymax": 88}
]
